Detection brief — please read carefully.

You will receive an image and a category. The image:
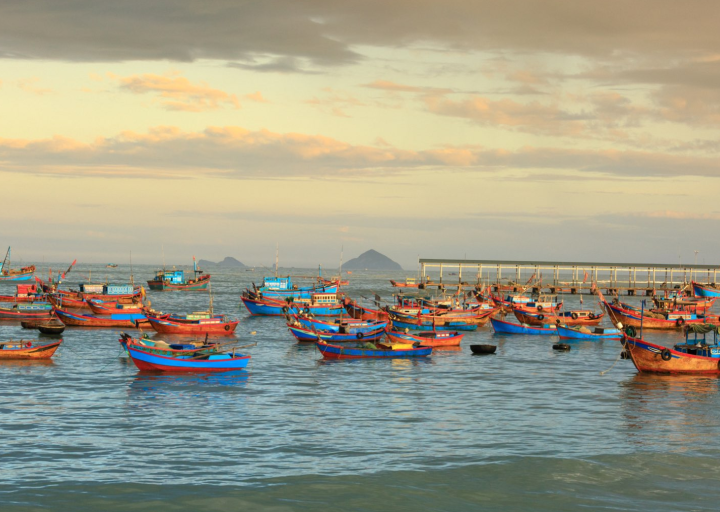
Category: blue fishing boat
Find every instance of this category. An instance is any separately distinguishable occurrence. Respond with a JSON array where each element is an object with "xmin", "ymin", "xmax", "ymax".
[
  {"xmin": 315, "ymin": 340, "xmax": 432, "ymax": 359},
  {"xmin": 147, "ymin": 259, "xmax": 210, "ymax": 291},
  {"xmin": 288, "ymin": 324, "xmax": 386, "ymax": 343},
  {"xmin": 556, "ymin": 325, "xmax": 622, "ymax": 340},
  {"xmin": 390, "ymin": 317, "xmax": 478, "ymax": 331},
  {"xmin": 490, "ymin": 317, "xmax": 557, "ymax": 335},
  {"xmin": 294, "ymin": 316, "xmax": 389, "ymax": 333},
  {"xmin": 253, "ymin": 276, "xmax": 338, "ymax": 299},
  {"xmin": 241, "ymin": 292, "xmax": 344, "ymax": 316},
  {"xmin": 127, "ymin": 344, "xmax": 250, "ymax": 372},
  {"xmin": 692, "ymin": 281, "xmax": 720, "ymax": 298}
]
